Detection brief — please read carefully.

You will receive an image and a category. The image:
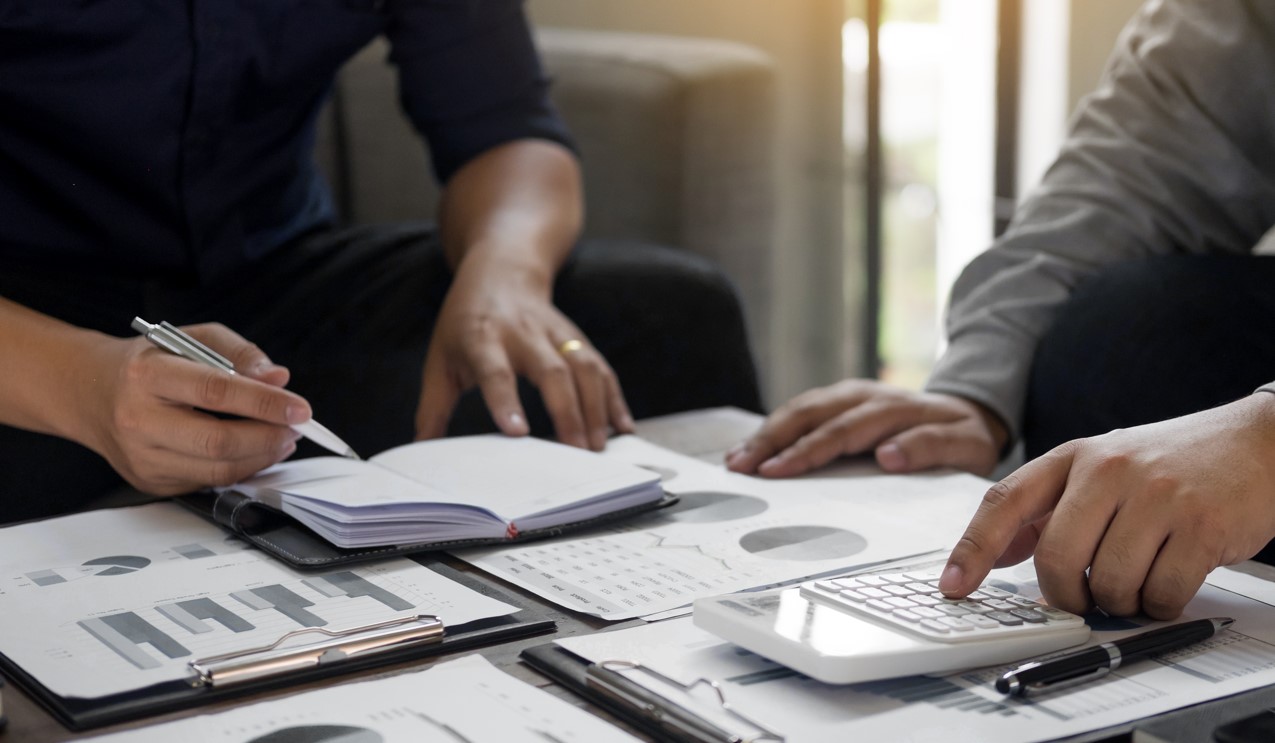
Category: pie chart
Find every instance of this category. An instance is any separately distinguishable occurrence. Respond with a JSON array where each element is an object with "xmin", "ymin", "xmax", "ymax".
[
  {"xmin": 738, "ymin": 526, "xmax": 867, "ymax": 562},
  {"xmin": 664, "ymin": 491, "xmax": 769, "ymax": 523},
  {"xmin": 247, "ymin": 725, "xmax": 383, "ymax": 743},
  {"xmin": 82, "ymin": 555, "xmax": 150, "ymax": 576}
]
